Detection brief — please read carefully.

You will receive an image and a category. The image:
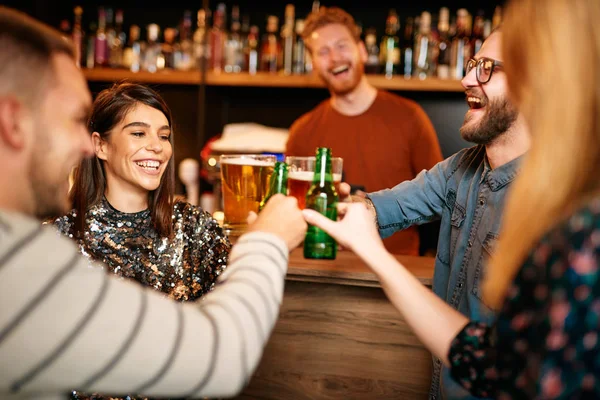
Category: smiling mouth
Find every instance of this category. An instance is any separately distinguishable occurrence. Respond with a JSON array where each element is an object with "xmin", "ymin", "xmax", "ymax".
[
  {"xmin": 135, "ymin": 160, "xmax": 161, "ymax": 171},
  {"xmin": 467, "ymin": 96, "xmax": 486, "ymax": 110},
  {"xmin": 331, "ymin": 65, "xmax": 350, "ymax": 76}
]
